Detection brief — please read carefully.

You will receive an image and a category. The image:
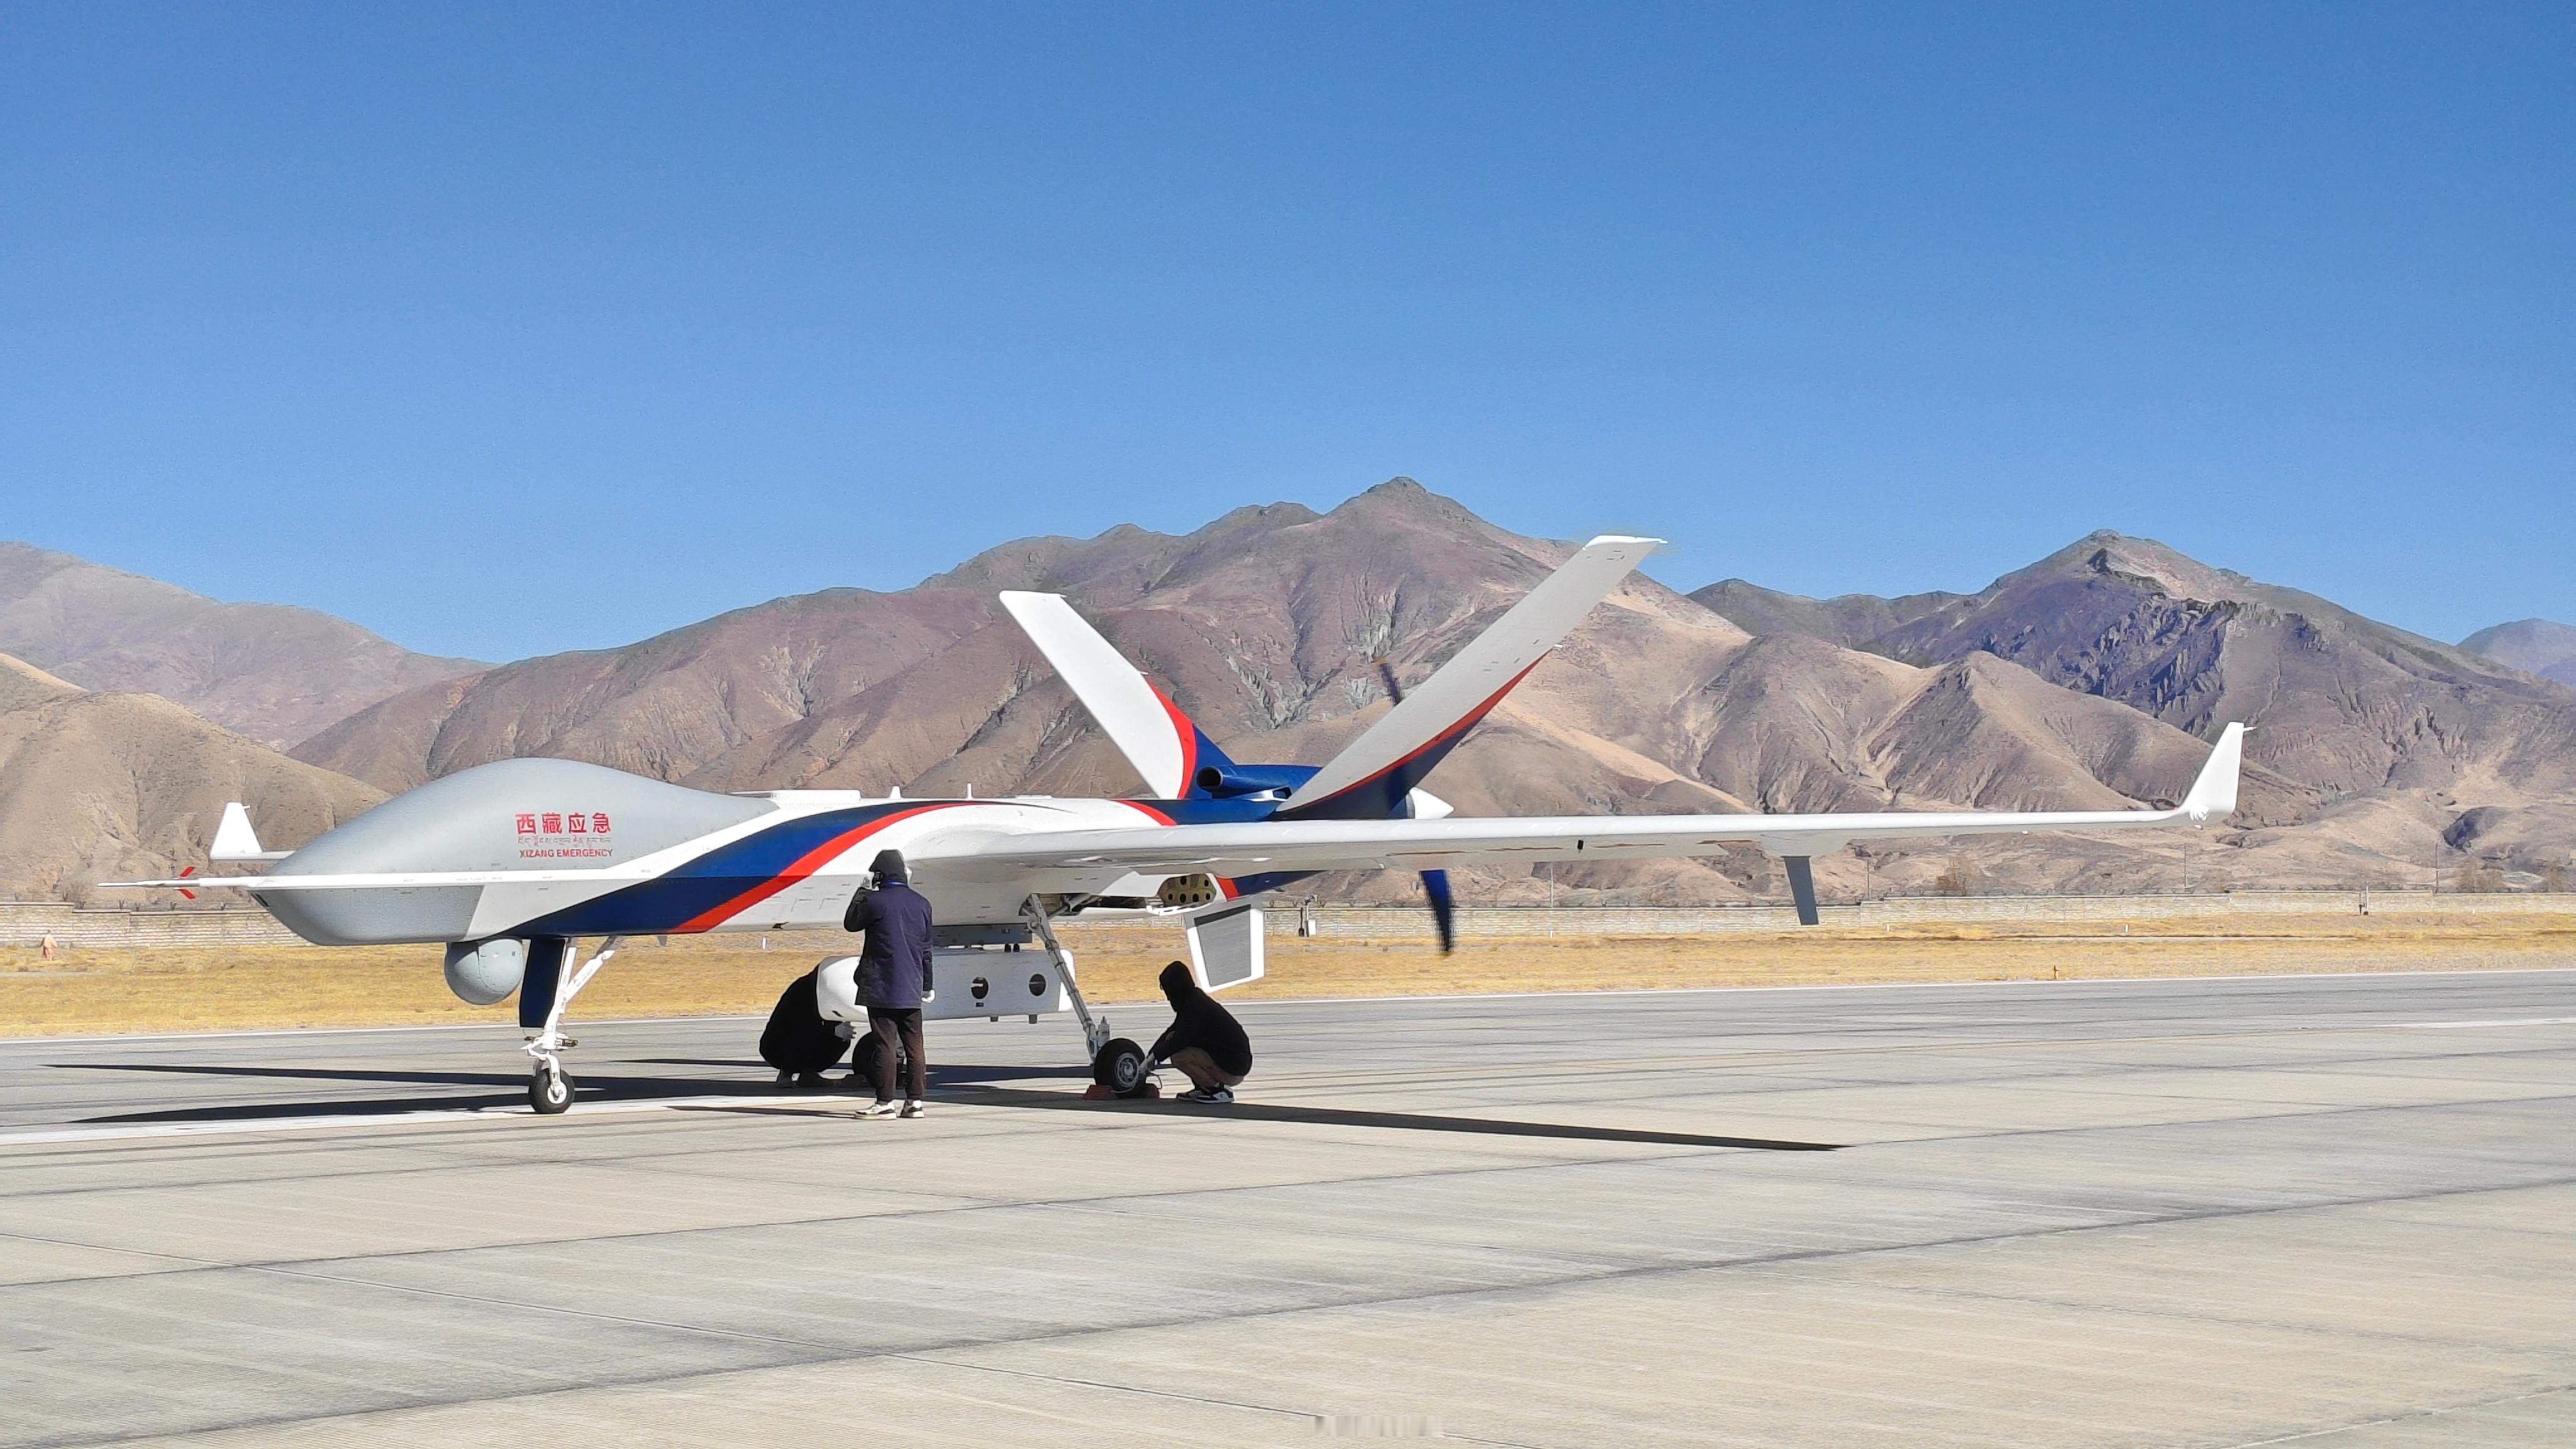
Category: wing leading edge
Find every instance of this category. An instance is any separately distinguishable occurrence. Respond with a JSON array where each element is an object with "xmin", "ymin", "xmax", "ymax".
[{"xmin": 935, "ymin": 723, "xmax": 2245, "ymax": 880}]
